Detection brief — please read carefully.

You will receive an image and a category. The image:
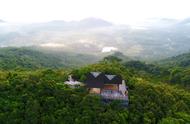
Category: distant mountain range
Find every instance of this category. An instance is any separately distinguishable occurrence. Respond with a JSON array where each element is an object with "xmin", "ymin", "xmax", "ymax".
[
  {"xmin": 0, "ymin": 47, "xmax": 100, "ymax": 70},
  {"xmin": 1, "ymin": 46, "xmax": 190, "ymax": 71},
  {"xmin": 1, "ymin": 17, "xmax": 190, "ymax": 60},
  {"xmin": 158, "ymin": 51, "xmax": 190, "ymax": 68}
]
